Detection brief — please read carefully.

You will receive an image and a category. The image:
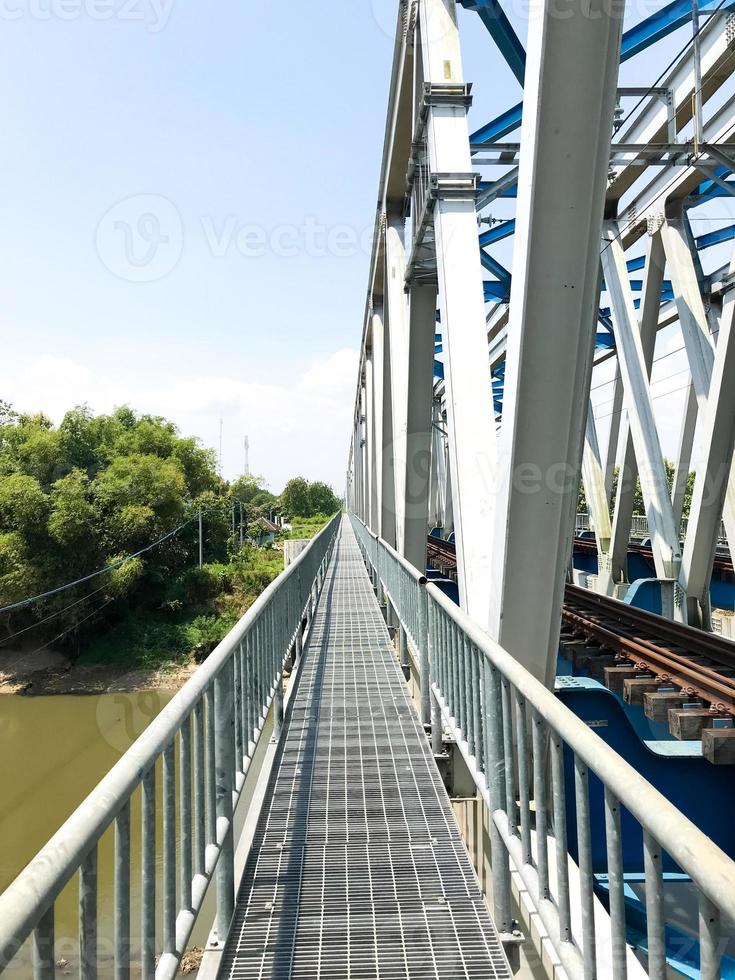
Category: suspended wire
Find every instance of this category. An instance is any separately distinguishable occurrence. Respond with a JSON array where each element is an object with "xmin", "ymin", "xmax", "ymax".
[
  {"xmin": 593, "ymin": 379, "xmax": 694, "ymax": 424},
  {"xmin": 621, "ymin": 0, "xmax": 730, "ymax": 123},
  {"xmin": 24, "ymin": 596, "xmax": 118, "ymax": 661},
  {"xmin": 590, "ymin": 325, "xmax": 720, "ymax": 394},
  {"xmin": 1, "ymin": 582, "xmax": 109, "ymax": 645},
  {"xmin": 0, "ymin": 517, "xmax": 195, "ymax": 616},
  {"xmin": 0, "ymin": 592, "xmax": 119, "ymax": 678}
]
